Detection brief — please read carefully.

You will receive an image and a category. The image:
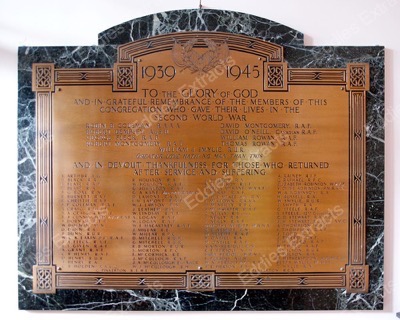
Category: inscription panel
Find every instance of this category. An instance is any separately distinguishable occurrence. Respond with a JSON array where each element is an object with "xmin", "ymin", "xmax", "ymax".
[
  {"xmin": 52, "ymin": 83, "xmax": 349, "ymax": 274},
  {"xmin": 32, "ymin": 32, "xmax": 368, "ymax": 293}
]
